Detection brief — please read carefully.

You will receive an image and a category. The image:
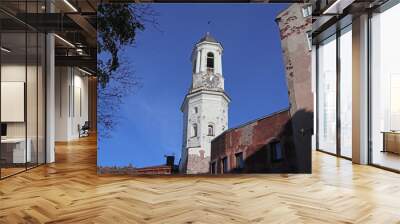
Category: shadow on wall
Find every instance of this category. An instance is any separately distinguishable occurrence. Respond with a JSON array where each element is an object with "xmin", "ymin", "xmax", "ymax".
[
  {"xmin": 237, "ymin": 109, "xmax": 313, "ymax": 174},
  {"xmin": 290, "ymin": 109, "xmax": 313, "ymax": 173}
]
